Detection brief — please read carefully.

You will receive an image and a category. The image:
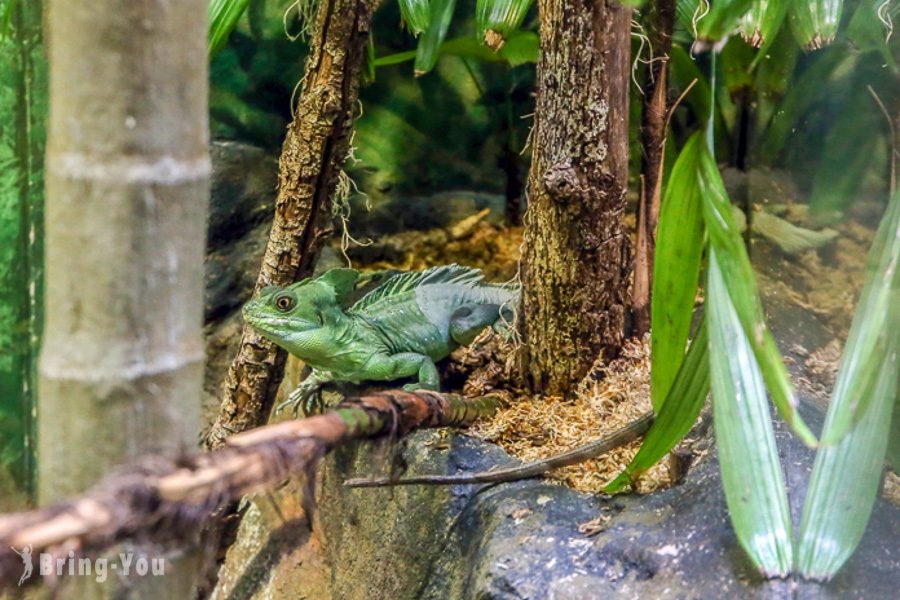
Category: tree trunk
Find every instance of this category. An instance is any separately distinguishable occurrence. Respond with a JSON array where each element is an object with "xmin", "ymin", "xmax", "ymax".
[
  {"xmin": 0, "ymin": 0, "xmax": 46, "ymax": 505},
  {"xmin": 204, "ymin": 0, "xmax": 381, "ymax": 450},
  {"xmin": 519, "ymin": 0, "xmax": 632, "ymax": 395},
  {"xmin": 40, "ymin": 0, "xmax": 209, "ymax": 595},
  {"xmin": 632, "ymin": 0, "xmax": 675, "ymax": 337}
]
